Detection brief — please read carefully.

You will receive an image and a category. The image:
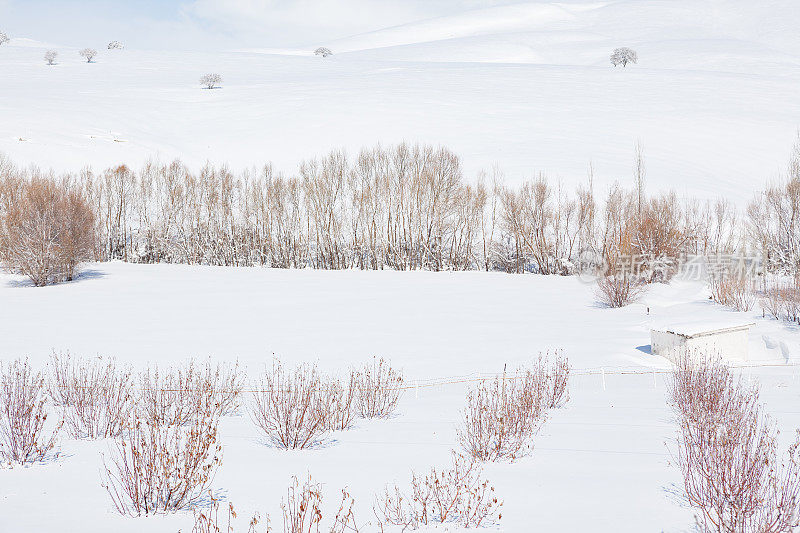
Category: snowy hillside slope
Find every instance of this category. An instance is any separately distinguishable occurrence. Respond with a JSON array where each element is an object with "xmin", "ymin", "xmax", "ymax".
[{"xmin": 1, "ymin": 0, "xmax": 799, "ymax": 201}]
